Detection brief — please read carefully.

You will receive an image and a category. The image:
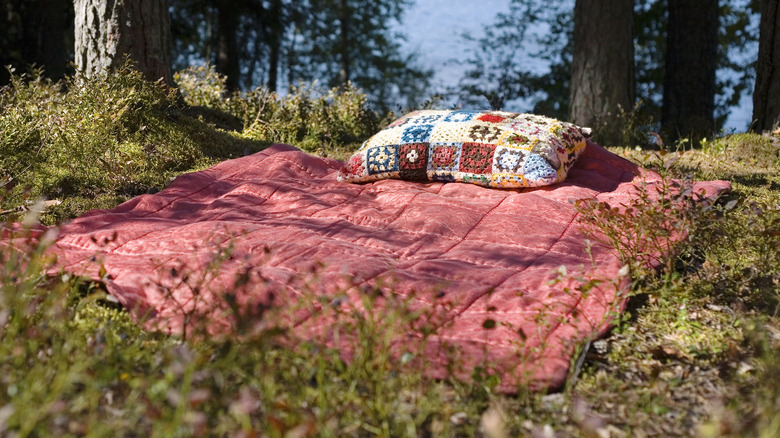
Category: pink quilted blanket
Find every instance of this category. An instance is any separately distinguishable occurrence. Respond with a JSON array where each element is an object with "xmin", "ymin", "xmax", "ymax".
[{"xmin": 45, "ymin": 142, "xmax": 730, "ymax": 391}]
